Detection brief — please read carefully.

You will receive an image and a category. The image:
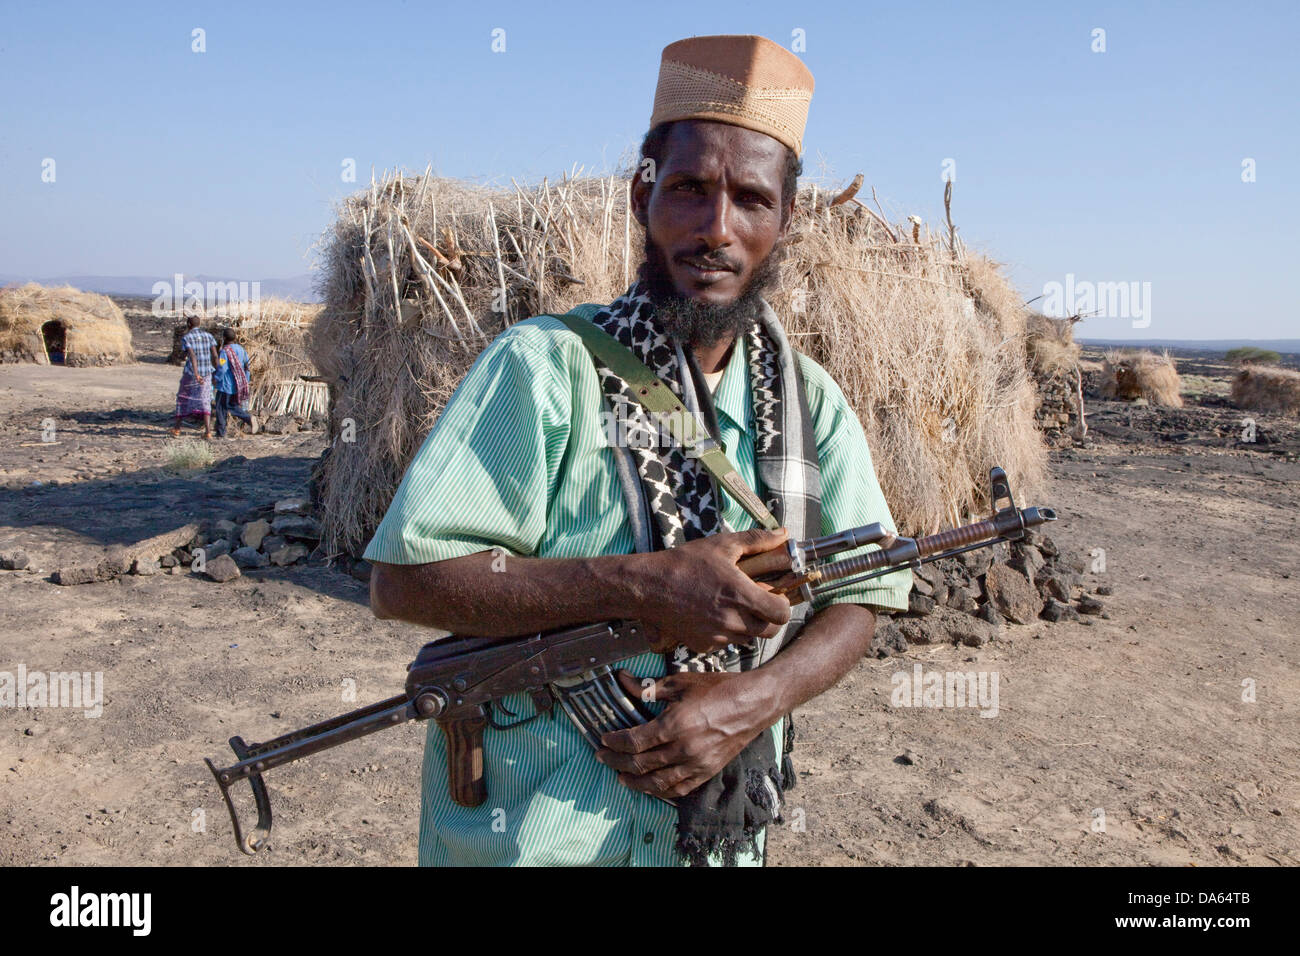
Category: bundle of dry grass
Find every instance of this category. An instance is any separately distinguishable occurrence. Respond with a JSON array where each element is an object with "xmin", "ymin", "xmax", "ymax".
[
  {"xmin": 1231, "ymin": 365, "xmax": 1300, "ymax": 417},
  {"xmin": 0, "ymin": 283, "xmax": 134, "ymax": 366},
  {"xmin": 1099, "ymin": 349, "xmax": 1183, "ymax": 406},
  {"xmin": 1024, "ymin": 312, "xmax": 1082, "ymax": 378},
  {"xmin": 206, "ymin": 298, "xmax": 327, "ymax": 420},
  {"xmin": 311, "ymin": 168, "xmax": 1045, "ymax": 557}
]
